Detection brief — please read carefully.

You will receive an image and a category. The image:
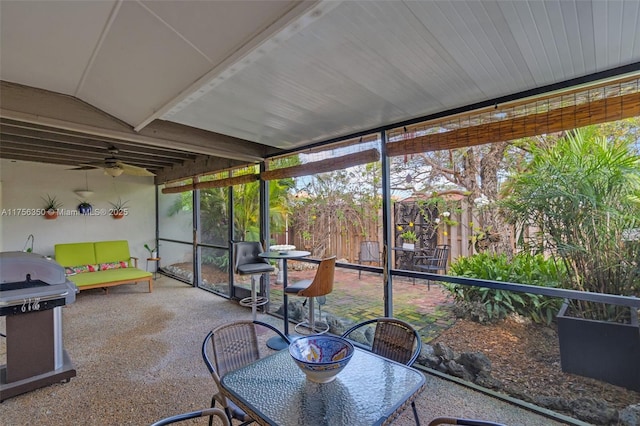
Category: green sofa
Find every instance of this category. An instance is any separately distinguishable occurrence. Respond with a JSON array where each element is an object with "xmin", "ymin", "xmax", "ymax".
[{"xmin": 55, "ymin": 240, "xmax": 153, "ymax": 293}]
